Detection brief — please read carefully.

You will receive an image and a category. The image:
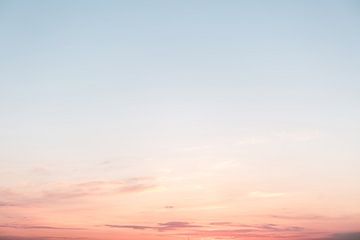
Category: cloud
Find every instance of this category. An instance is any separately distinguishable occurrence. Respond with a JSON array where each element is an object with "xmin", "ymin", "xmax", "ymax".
[
  {"xmin": 324, "ymin": 232, "xmax": 360, "ymax": 240},
  {"xmin": 105, "ymin": 224, "xmax": 157, "ymax": 230},
  {"xmin": 0, "ymin": 224, "xmax": 83, "ymax": 230},
  {"xmin": 258, "ymin": 224, "xmax": 305, "ymax": 232},
  {"xmin": 0, "ymin": 189, "xmax": 24, "ymax": 207},
  {"xmin": 0, "ymin": 237, "xmax": 46, "ymax": 240},
  {"xmin": 179, "ymin": 229, "xmax": 309, "ymax": 239},
  {"xmin": 207, "ymin": 223, "xmax": 305, "ymax": 233},
  {"xmin": 105, "ymin": 220, "xmax": 308, "ymax": 238},
  {"xmin": 0, "ymin": 177, "xmax": 157, "ymax": 206},
  {"xmin": 0, "ymin": 236, "xmax": 86, "ymax": 240},
  {"xmin": 188, "ymin": 223, "xmax": 311, "ymax": 239},
  {"xmin": 0, "ymin": 201, "xmax": 17, "ymax": 207},
  {"xmin": 42, "ymin": 179, "xmax": 156, "ymax": 200},
  {"xmin": 268, "ymin": 214, "xmax": 360, "ymax": 222},
  {"xmin": 118, "ymin": 183, "xmax": 157, "ymax": 194},
  {"xmin": 269, "ymin": 214, "xmax": 325, "ymax": 220},
  {"xmin": 158, "ymin": 222, "xmax": 203, "ymax": 230},
  {"xmin": 105, "ymin": 221, "xmax": 204, "ymax": 232}
]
